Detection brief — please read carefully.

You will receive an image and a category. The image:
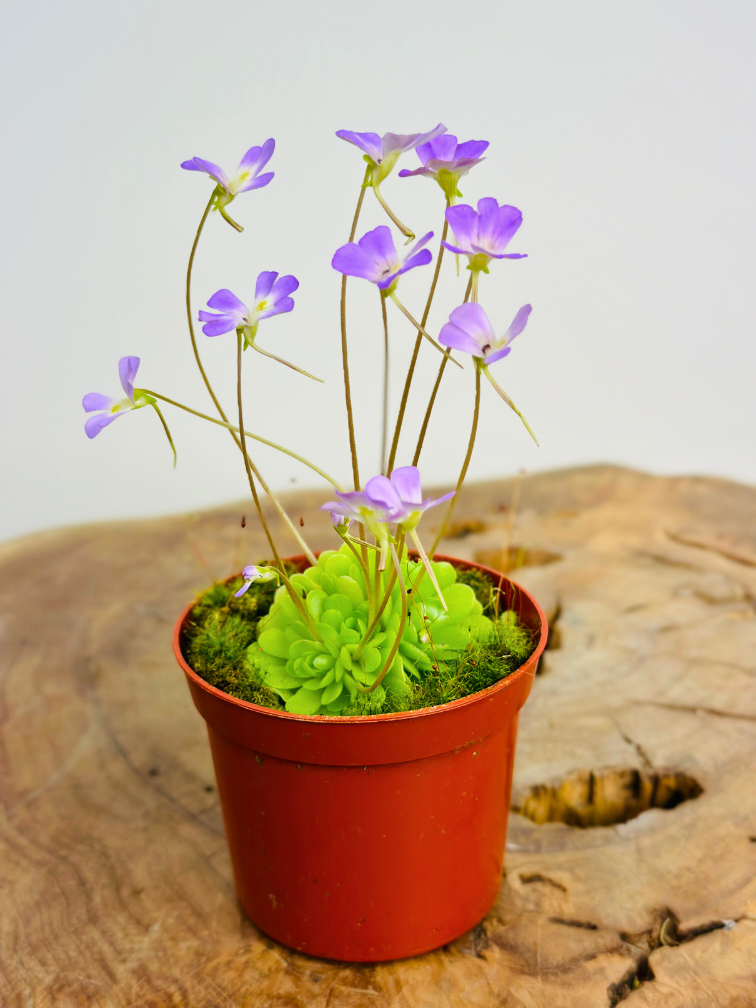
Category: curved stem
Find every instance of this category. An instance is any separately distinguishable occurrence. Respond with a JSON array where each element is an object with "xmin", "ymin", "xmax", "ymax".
[
  {"xmin": 372, "ymin": 184, "xmax": 414, "ymax": 241},
  {"xmin": 141, "ymin": 390, "xmax": 343, "ymax": 489},
  {"xmin": 386, "ymin": 213, "xmax": 449, "ymax": 473},
  {"xmin": 217, "ymin": 203, "xmax": 243, "ymax": 232},
  {"xmin": 429, "ymin": 364, "xmax": 481, "ymax": 559},
  {"xmin": 341, "ymin": 167, "xmax": 370, "ymax": 491},
  {"xmin": 184, "ymin": 197, "xmax": 320, "ymax": 559},
  {"xmin": 187, "ymin": 193, "xmax": 230, "ymax": 420},
  {"xmin": 353, "ymin": 551, "xmax": 399, "ymax": 661},
  {"xmin": 235, "ymin": 333, "xmax": 319, "ymax": 634},
  {"xmin": 380, "ymin": 291, "xmax": 389, "ymax": 473},
  {"xmin": 412, "ymin": 273, "xmax": 474, "ymax": 465},
  {"xmin": 151, "ymin": 403, "xmax": 177, "ymax": 466}
]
